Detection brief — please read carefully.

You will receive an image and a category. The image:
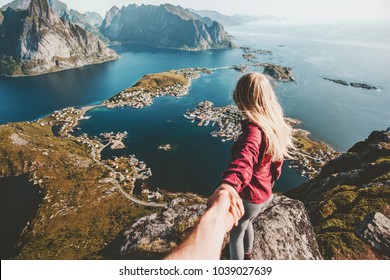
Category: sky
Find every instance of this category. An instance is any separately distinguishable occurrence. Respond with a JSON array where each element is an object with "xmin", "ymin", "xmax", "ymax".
[{"xmin": 0, "ymin": 0, "xmax": 389, "ymax": 19}]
